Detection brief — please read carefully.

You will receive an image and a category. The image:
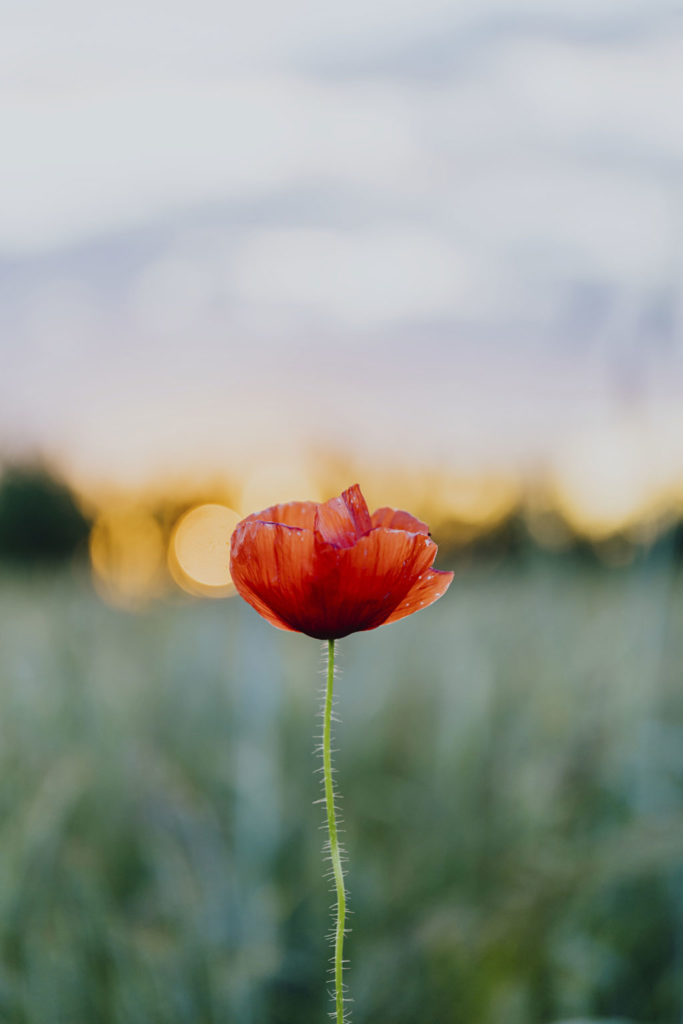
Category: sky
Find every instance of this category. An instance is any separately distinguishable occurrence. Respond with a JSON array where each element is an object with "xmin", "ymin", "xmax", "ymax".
[{"xmin": 1, "ymin": 0, "xmax": 682, "ymax": 496}]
